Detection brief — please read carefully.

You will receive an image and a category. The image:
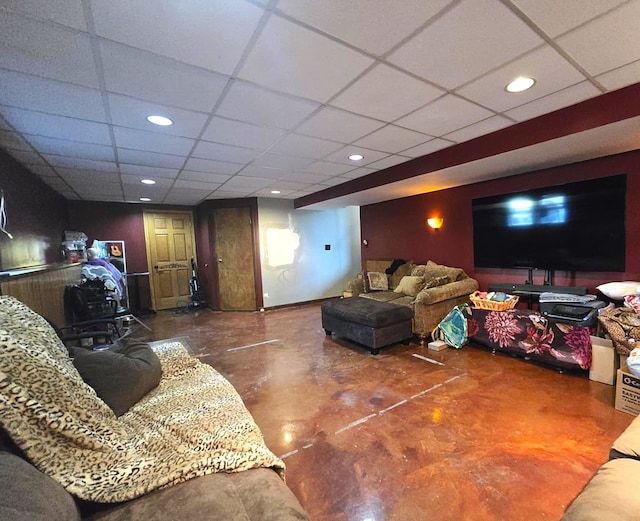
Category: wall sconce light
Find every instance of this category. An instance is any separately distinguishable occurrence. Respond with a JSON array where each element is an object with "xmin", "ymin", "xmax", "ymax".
[{"xmin": 427, "ymin": 217, "xmax": 443, "ymax": 230}]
